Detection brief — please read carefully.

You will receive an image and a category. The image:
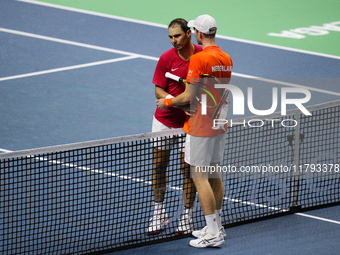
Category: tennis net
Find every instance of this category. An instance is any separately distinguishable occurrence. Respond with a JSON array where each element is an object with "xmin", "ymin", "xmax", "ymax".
[{"xmin": 1, "ymin": 99, "xmax": 340, "ymax": 254}]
